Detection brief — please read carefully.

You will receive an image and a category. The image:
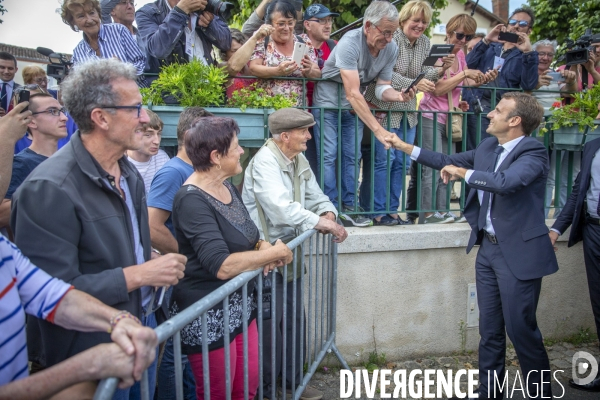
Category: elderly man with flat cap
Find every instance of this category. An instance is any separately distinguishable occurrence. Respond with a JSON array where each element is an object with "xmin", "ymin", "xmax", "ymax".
[{"xmin": 243, "ymin": 108, "xmax": 346, "ymax": 400}]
